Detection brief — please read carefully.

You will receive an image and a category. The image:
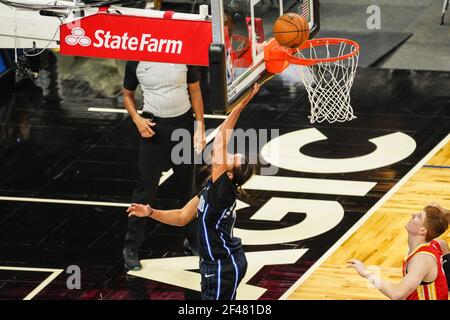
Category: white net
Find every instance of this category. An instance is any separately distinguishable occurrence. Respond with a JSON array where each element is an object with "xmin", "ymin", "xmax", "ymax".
[{"xmin": 293, "ymin": 40, "xmax": 359, "ymax": 123}]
